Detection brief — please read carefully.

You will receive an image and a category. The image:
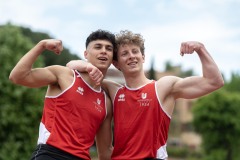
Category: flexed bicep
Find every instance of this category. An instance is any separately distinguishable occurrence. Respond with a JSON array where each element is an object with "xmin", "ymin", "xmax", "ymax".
[
  {"xmin": 14, "ymin": 66, "xmax": 58, "ymax": 88},
  {"xmin": 172, "ymin": 76, "xmax": 216, "ymax": 99}
]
